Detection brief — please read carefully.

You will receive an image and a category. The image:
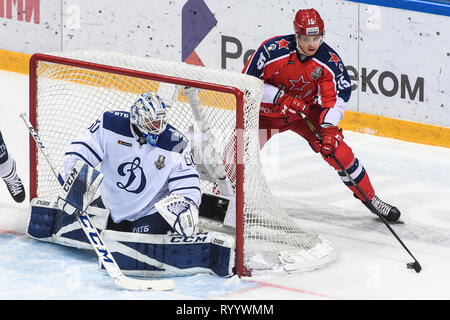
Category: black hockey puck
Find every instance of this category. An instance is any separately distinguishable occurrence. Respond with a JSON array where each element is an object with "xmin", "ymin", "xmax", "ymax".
[{"xmin": 407, "ymin": 262, "xmax": 422, "ymax": 273}]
